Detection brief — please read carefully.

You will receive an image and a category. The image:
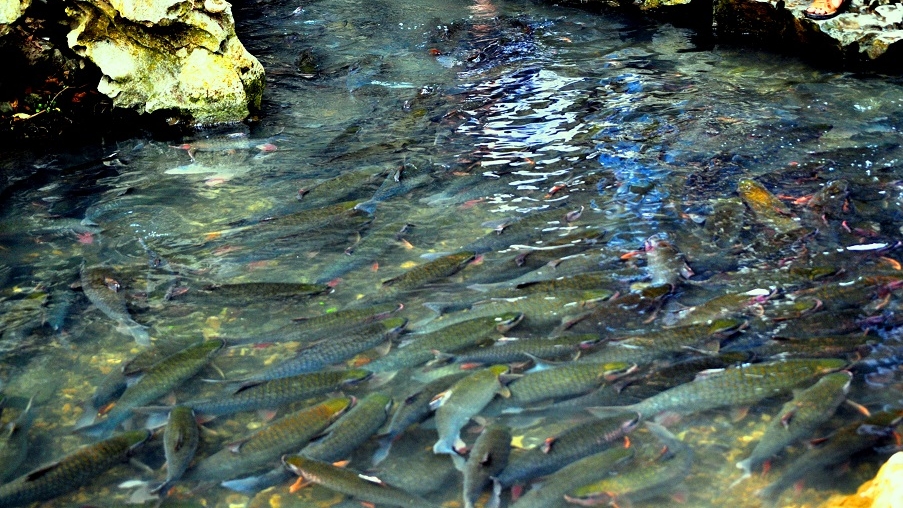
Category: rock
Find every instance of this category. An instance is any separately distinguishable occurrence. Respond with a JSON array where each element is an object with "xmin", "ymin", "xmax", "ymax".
[
  {"xmin": 66, "ymin": 0, "xmax": 264, "ymax": 125},
  {"xmin": 0, "ymin": 0, "xmax": 30, "ymax": 37},
  {"xmin": 823, "ymin": 451, "xmax": 903, "ymax": 508}
]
